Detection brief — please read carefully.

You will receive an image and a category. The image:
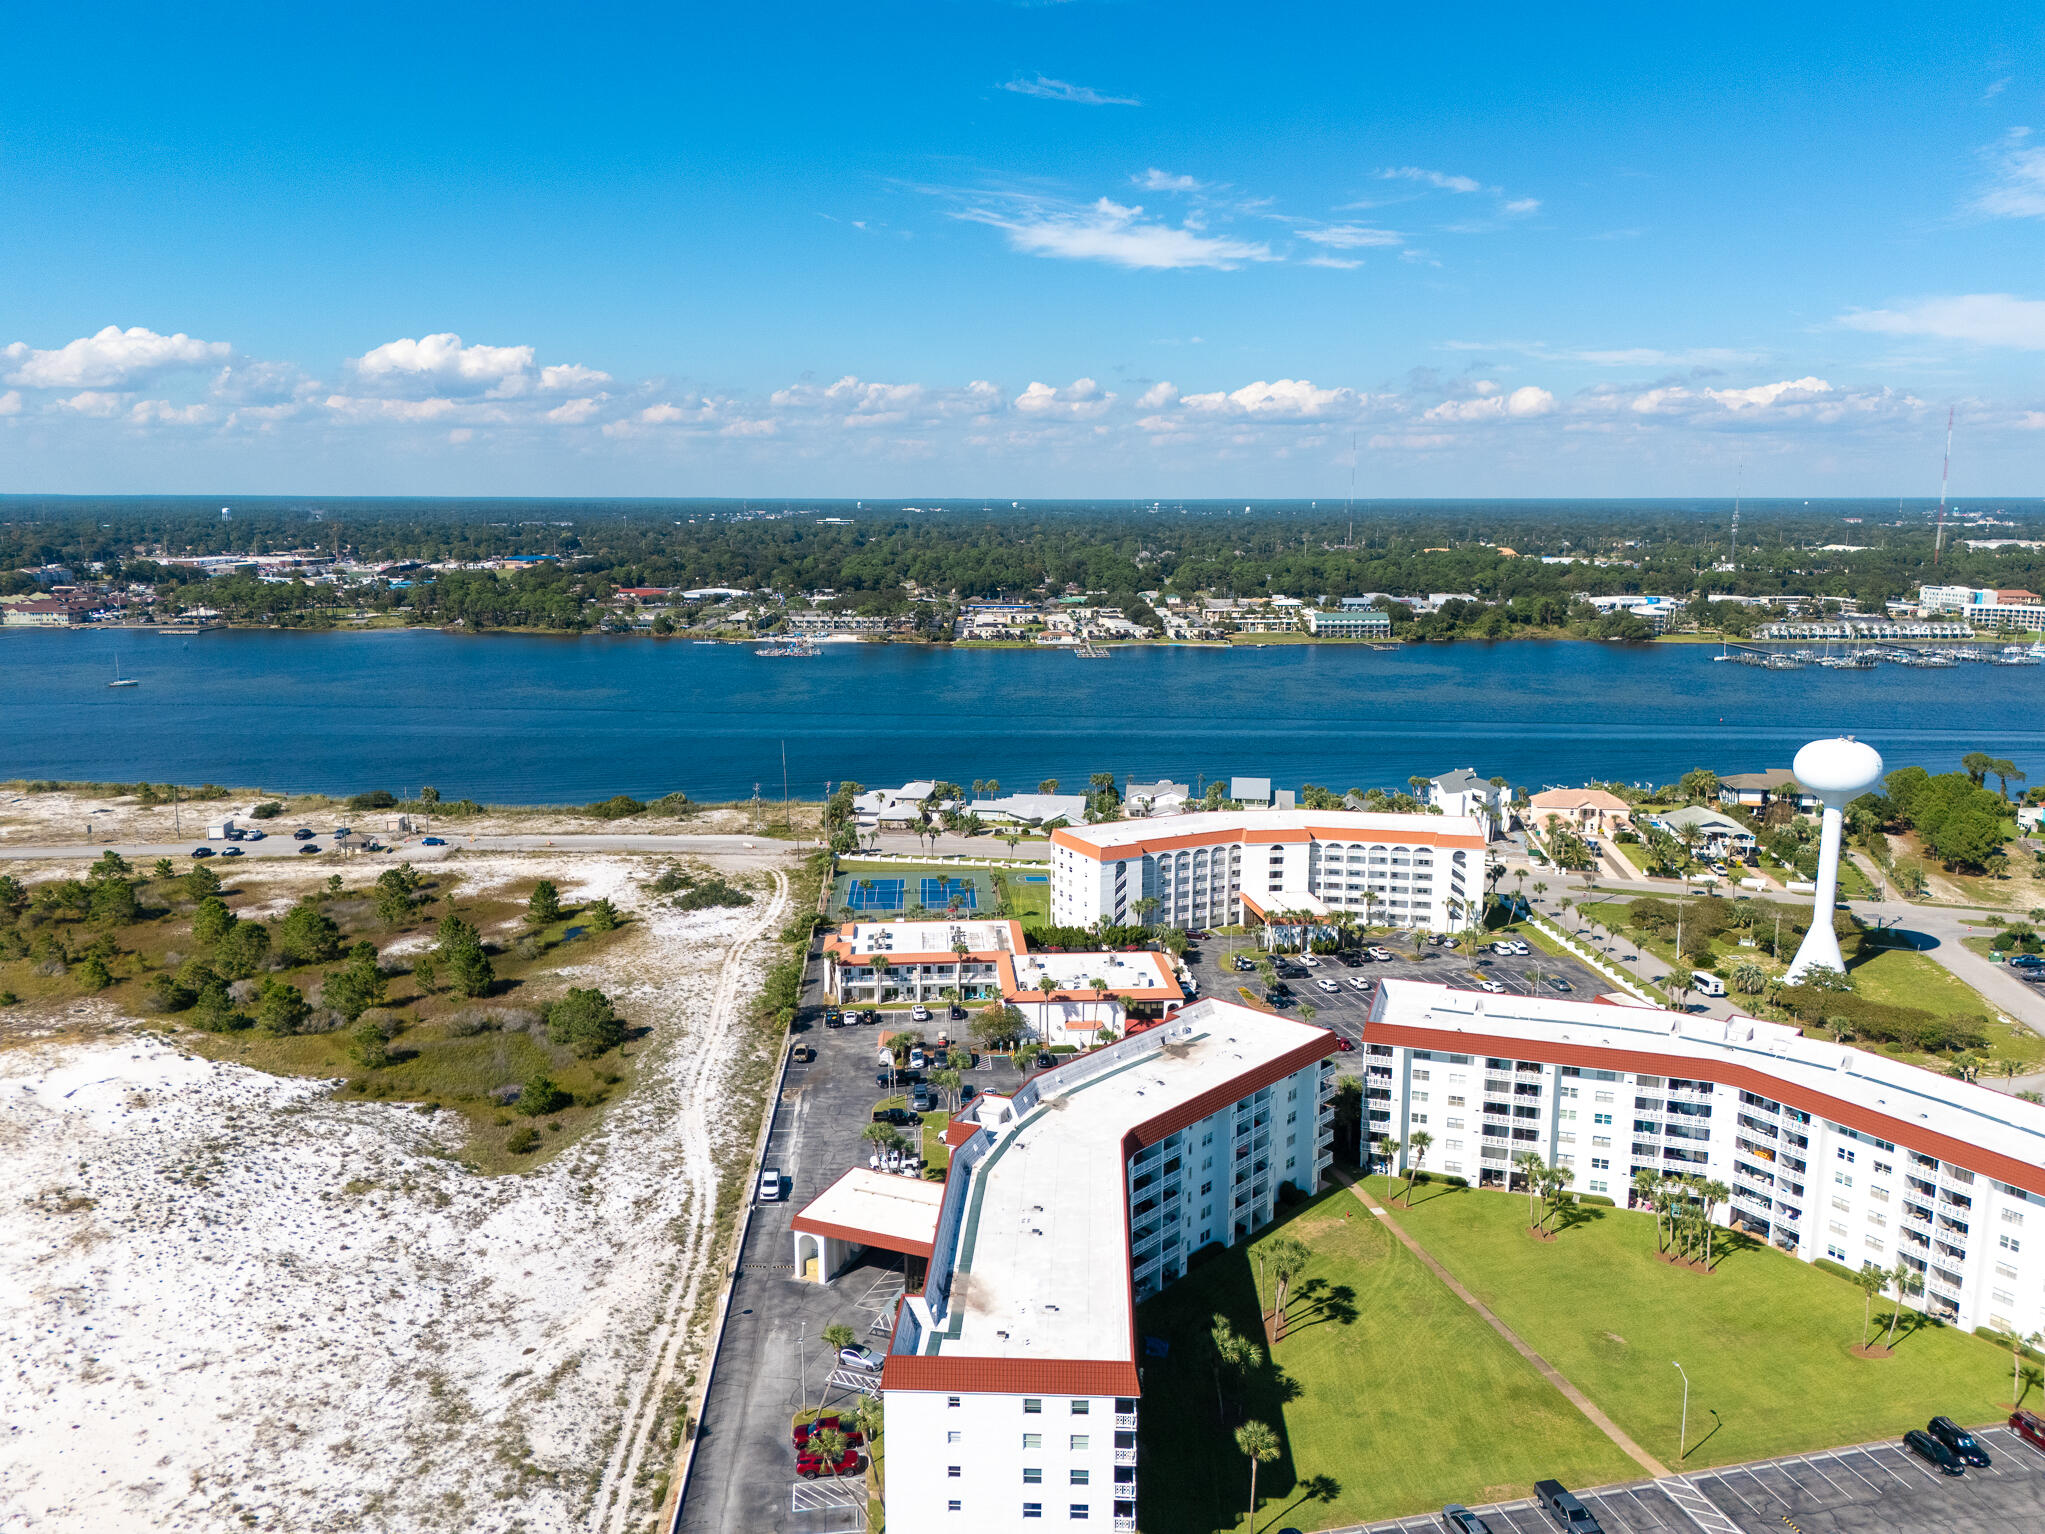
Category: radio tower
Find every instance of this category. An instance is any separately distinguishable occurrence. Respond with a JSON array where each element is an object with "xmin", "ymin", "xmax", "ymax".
[{"xmin": 1933, "ymin": 407, "xmax": 1954, "ymax": 567}]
